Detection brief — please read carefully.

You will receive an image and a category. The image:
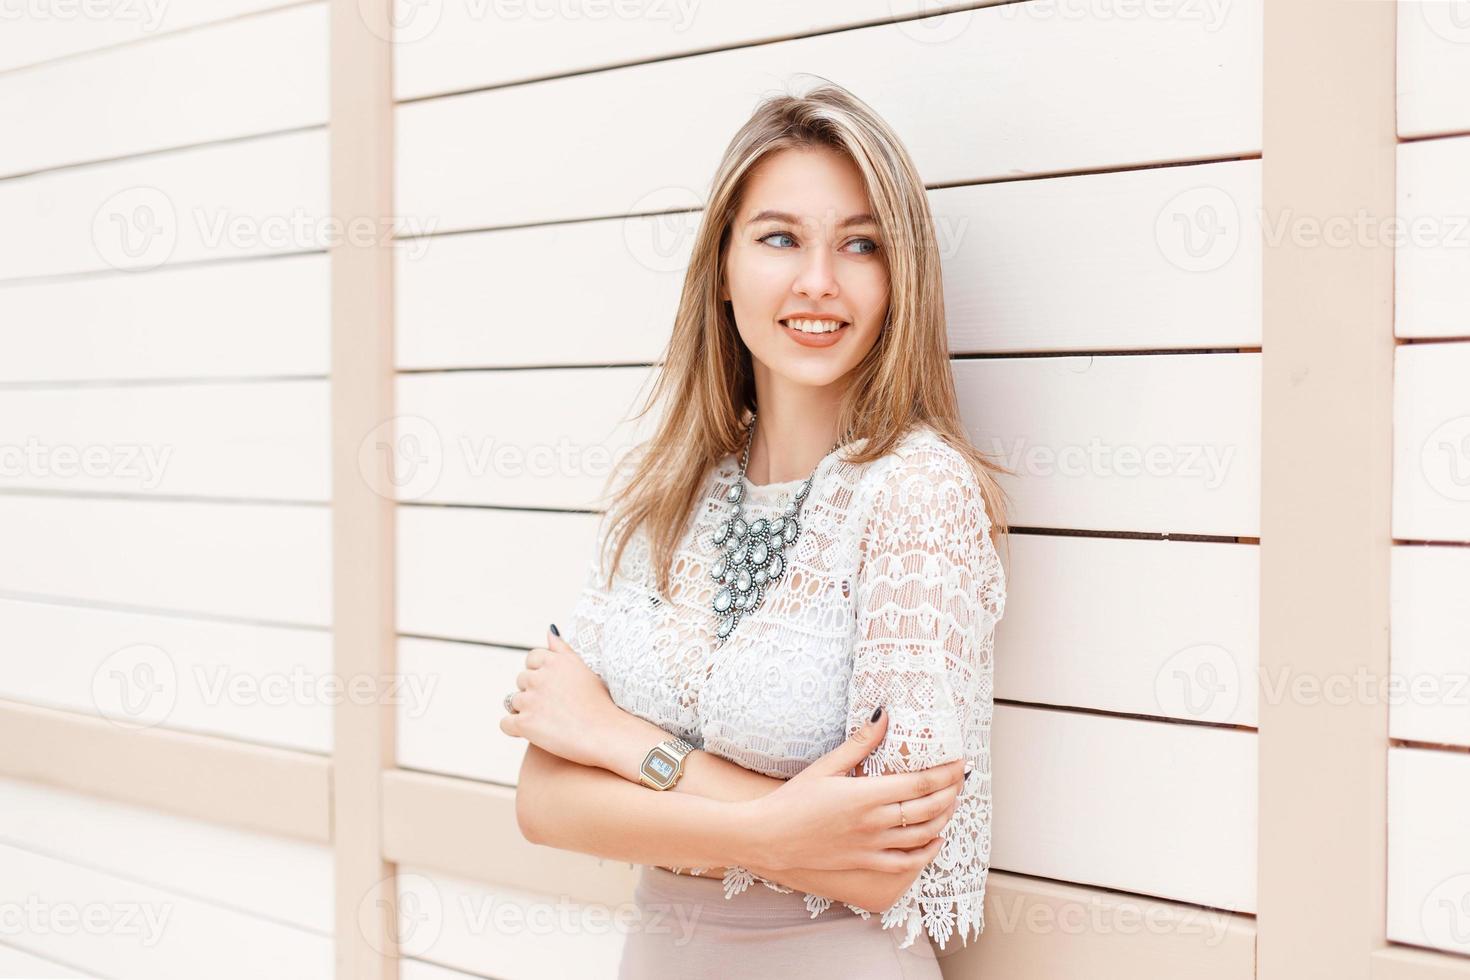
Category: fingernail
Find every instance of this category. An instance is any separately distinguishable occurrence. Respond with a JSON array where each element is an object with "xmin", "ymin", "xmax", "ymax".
[
  {"xmin": 549, "ymin": 623, "xmax": 560, "ymax": 637},
  {"xmin": 963, "ymin": 760, "xmax": 974, "ymax": 775},
  {"xmin": 870, "ymin": 705, "xmax": 883, "ymax": 723}
]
